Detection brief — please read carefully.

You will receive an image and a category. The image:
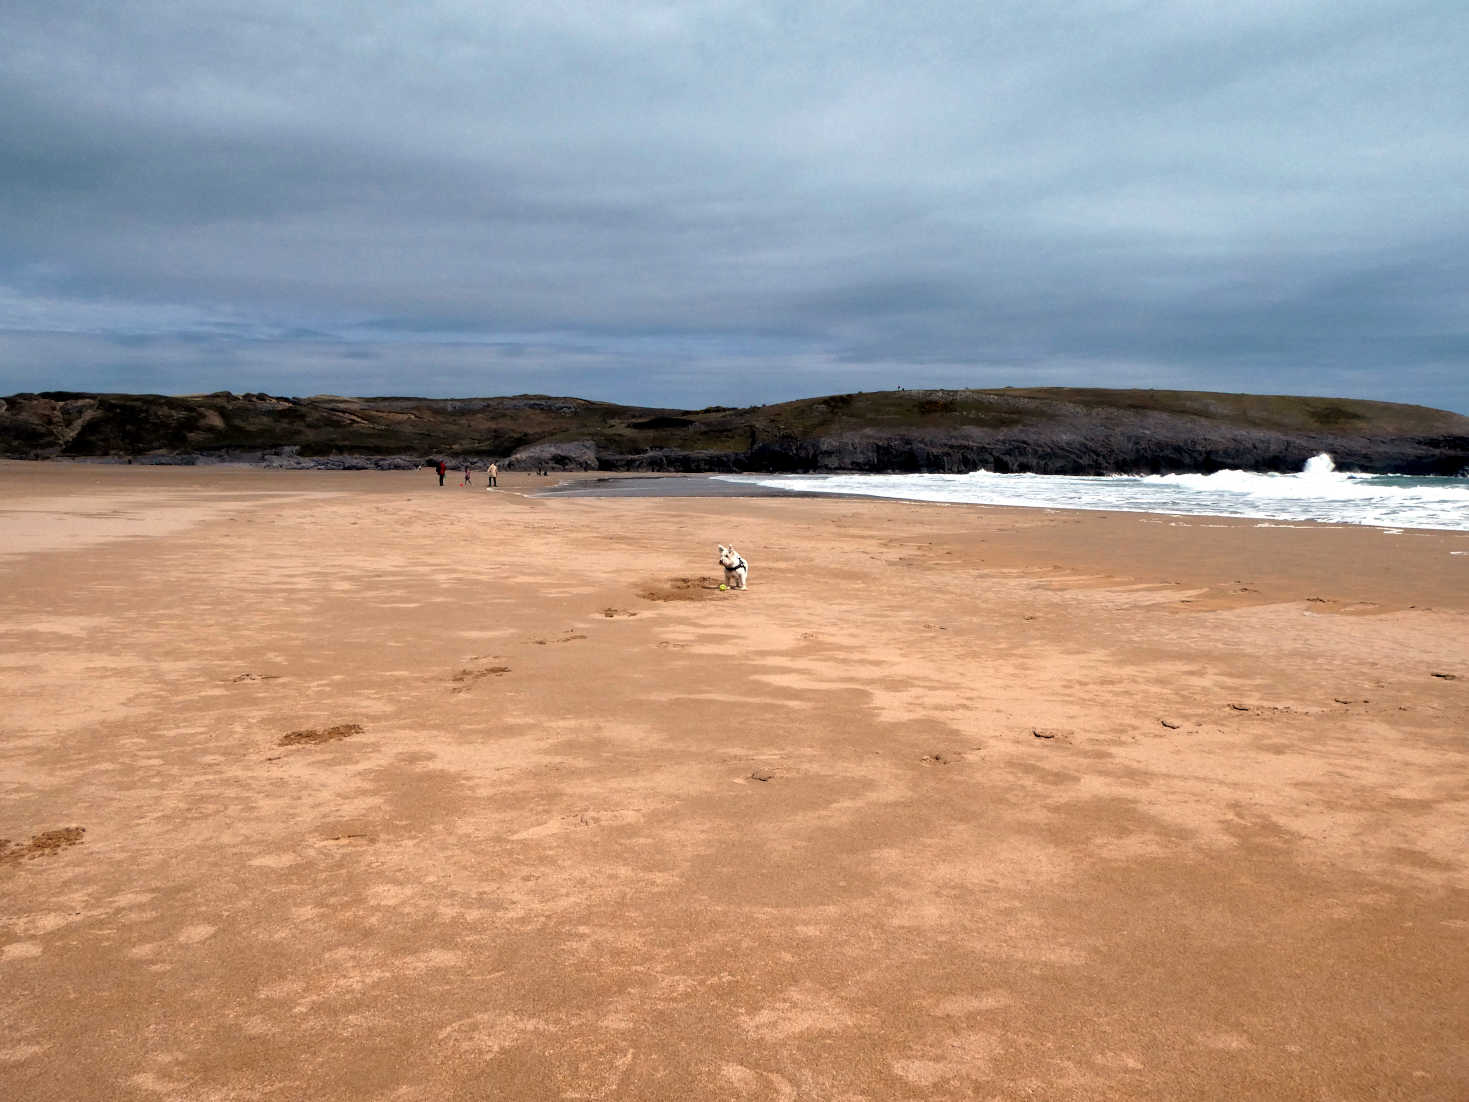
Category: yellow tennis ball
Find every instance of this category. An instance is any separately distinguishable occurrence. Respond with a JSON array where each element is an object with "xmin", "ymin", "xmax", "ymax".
[{"xmin": 719, "ymin": 584, "xmax": 728, "ymax": 591}]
